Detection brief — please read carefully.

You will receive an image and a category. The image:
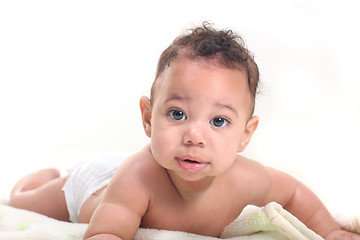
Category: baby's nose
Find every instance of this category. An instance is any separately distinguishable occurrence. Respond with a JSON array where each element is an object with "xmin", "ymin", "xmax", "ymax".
[{"xmin": 183, "ymin": 123, "xmax": 207, "ymax": 147}]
